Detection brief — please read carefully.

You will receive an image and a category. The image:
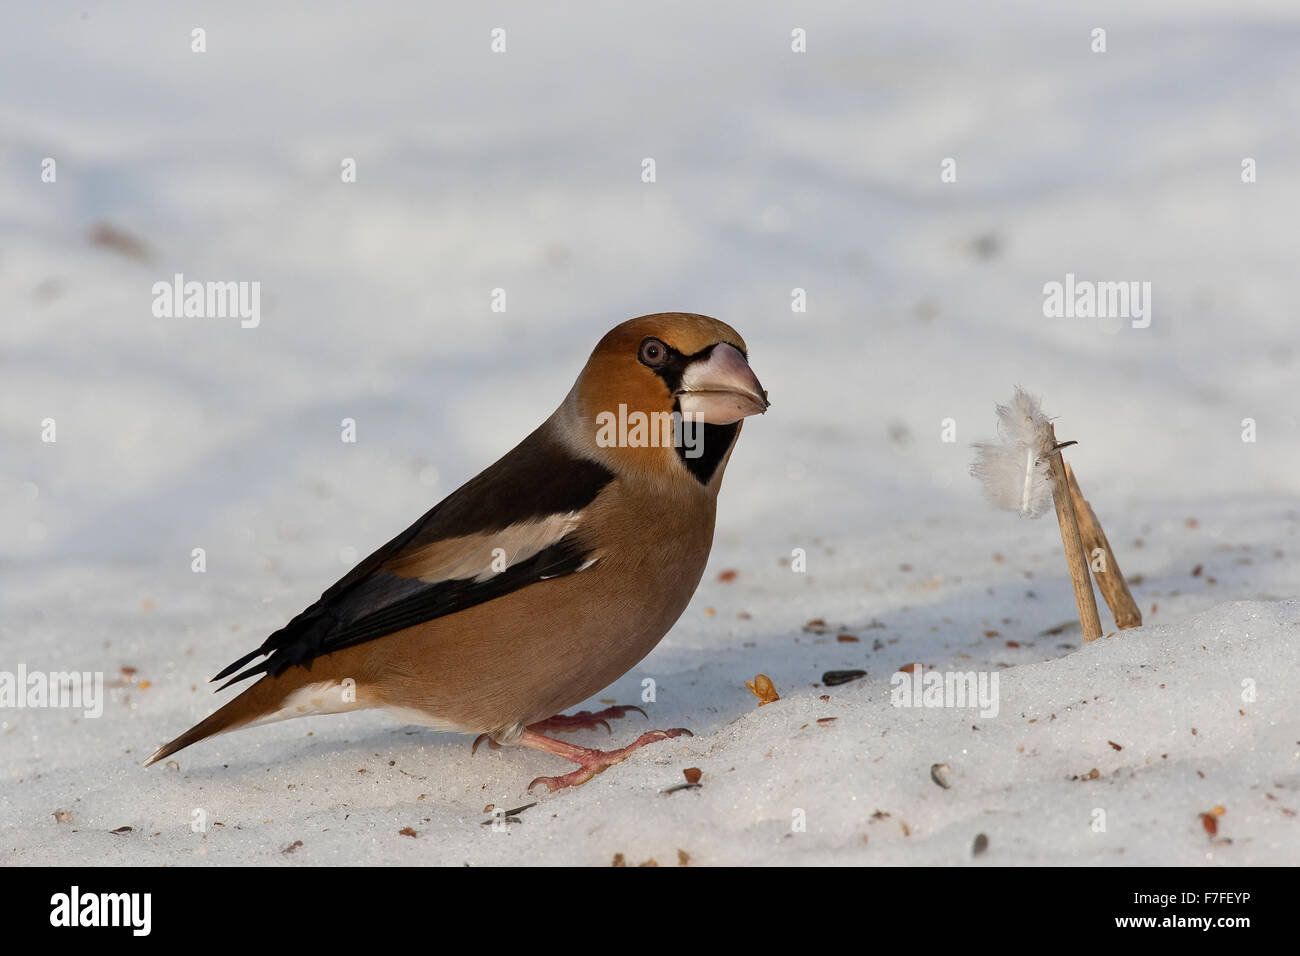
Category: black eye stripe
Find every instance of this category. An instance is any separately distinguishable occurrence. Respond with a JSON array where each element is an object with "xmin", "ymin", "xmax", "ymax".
[{"xmin": 640, "ymin": 341, "xmax": 738, "ymax": 393}]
